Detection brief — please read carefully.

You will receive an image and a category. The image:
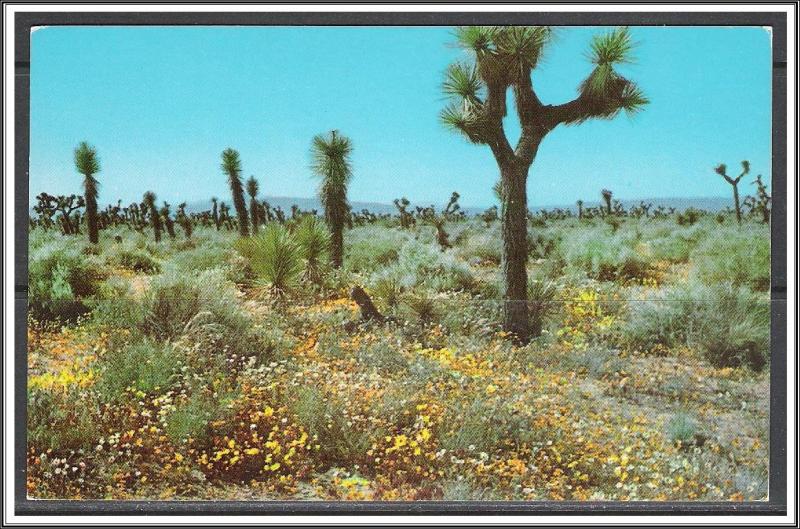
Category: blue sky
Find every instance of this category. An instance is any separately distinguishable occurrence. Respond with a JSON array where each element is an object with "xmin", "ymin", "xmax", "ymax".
[{"xmin": 30, "ymin": 25, "xmax": 772, "ymax": 209}]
